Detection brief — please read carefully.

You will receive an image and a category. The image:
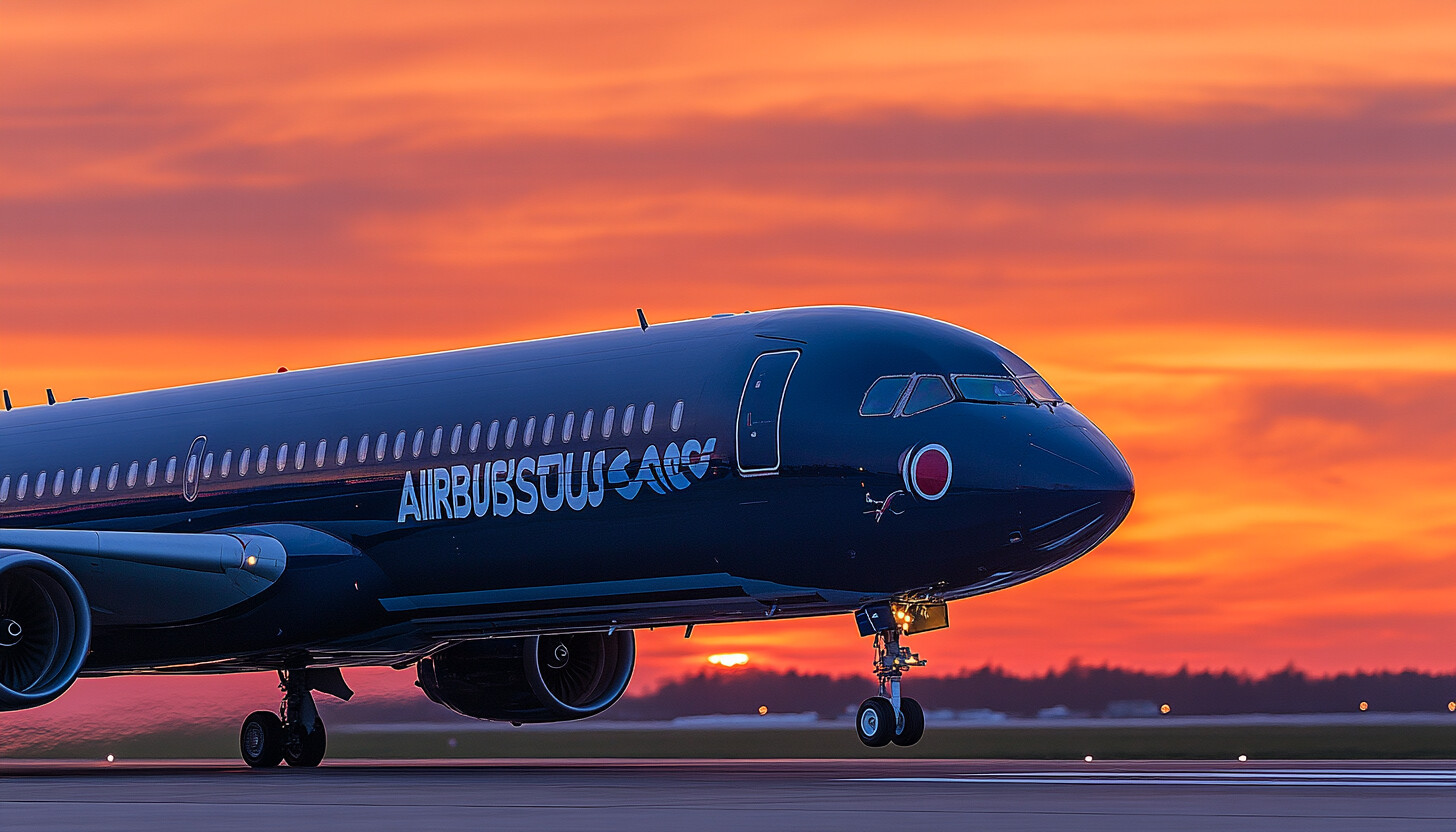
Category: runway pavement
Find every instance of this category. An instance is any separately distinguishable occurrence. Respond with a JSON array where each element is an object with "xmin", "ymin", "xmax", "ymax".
[{"xmin": 0, "ymin": 759, "xmax": 1450, "ymax": 831}]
